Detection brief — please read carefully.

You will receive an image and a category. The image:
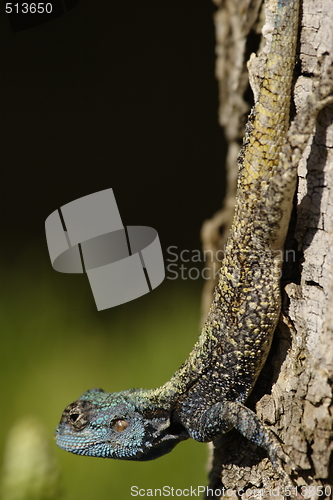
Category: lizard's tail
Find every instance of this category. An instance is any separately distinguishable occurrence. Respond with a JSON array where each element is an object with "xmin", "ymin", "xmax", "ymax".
[{"xmin": 234, "ymin": 0, "xmax": 300, "ymax": 250}]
